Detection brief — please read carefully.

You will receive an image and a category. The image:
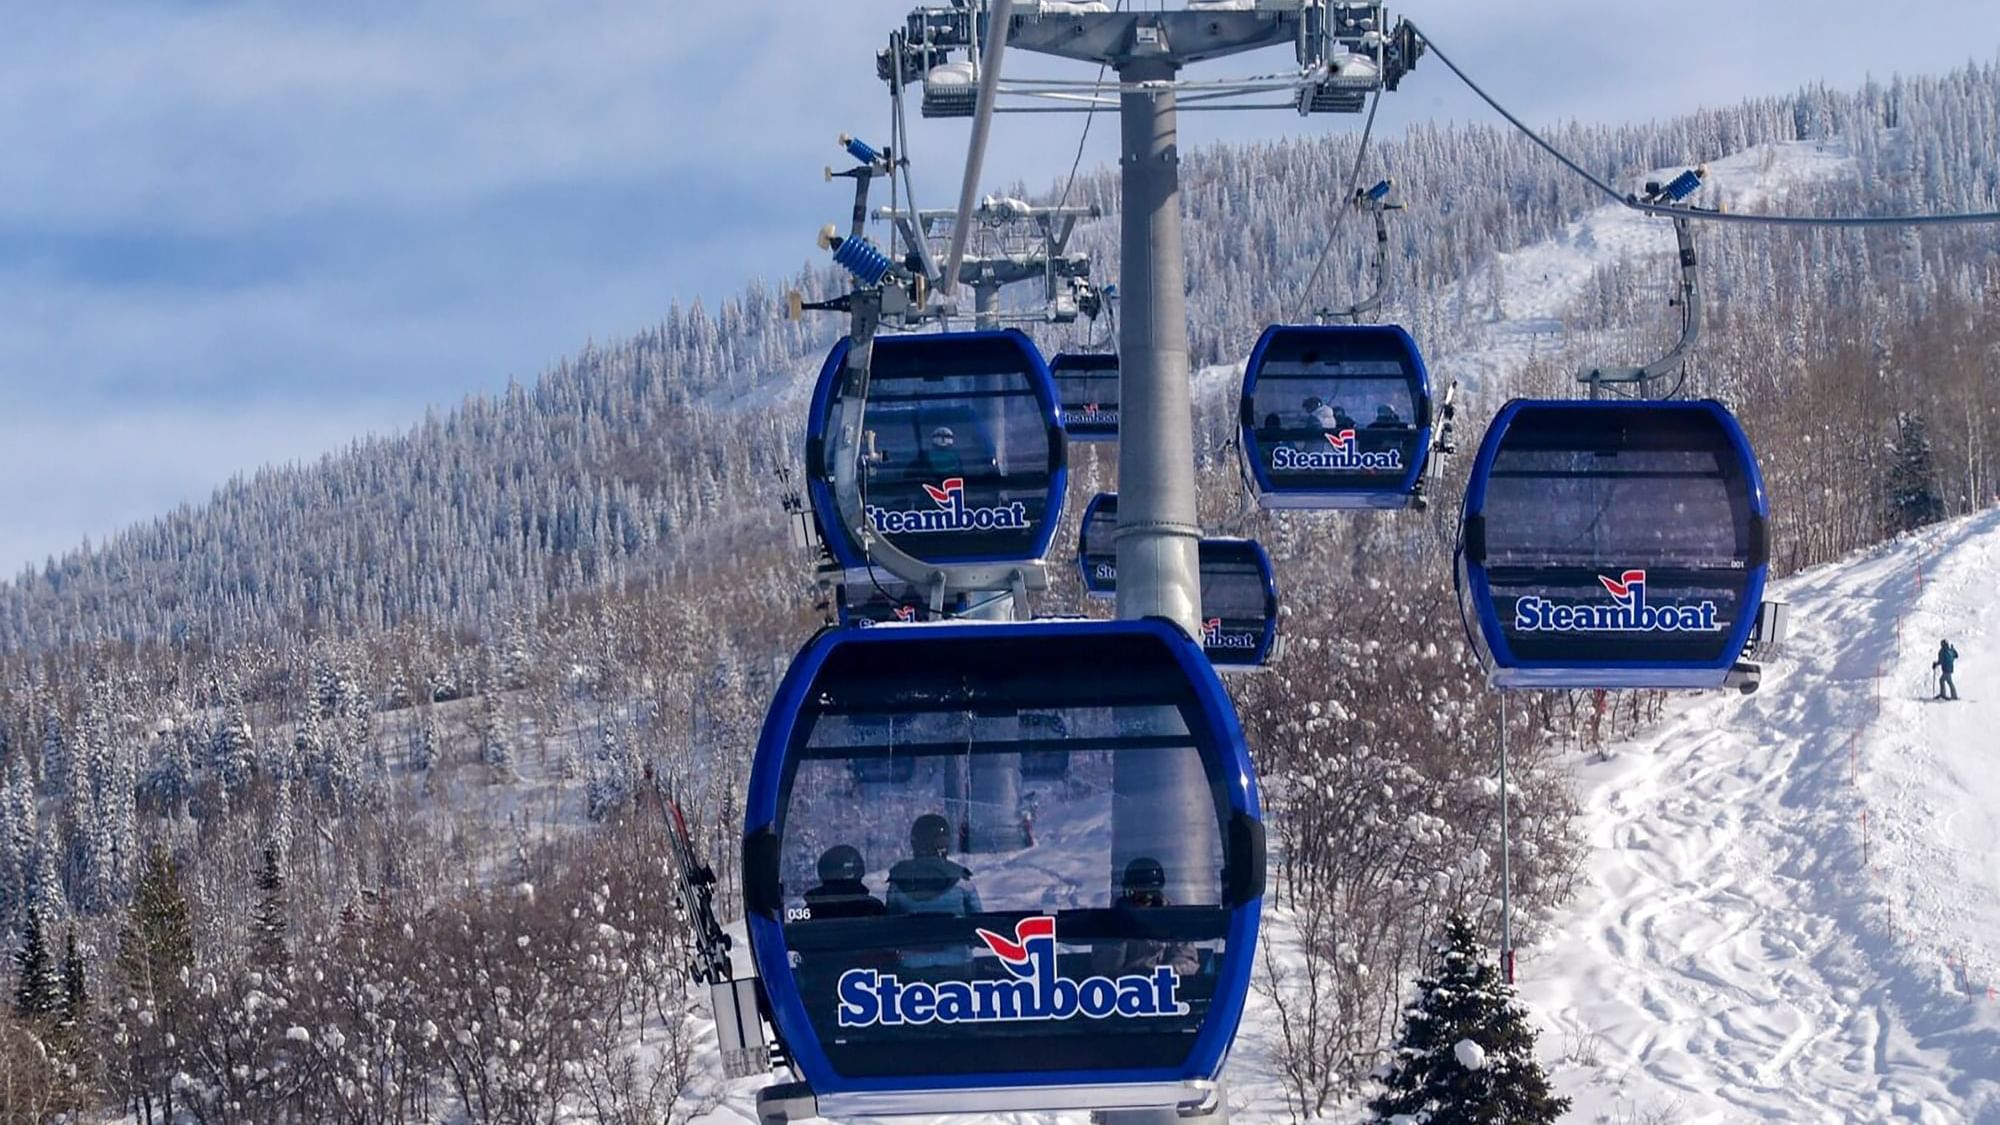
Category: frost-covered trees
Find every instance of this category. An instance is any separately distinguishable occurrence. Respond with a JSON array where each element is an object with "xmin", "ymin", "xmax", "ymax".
[{"xmin": 1369, "ymin": 912, "xmax": 1569, "ymax": 1124}]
